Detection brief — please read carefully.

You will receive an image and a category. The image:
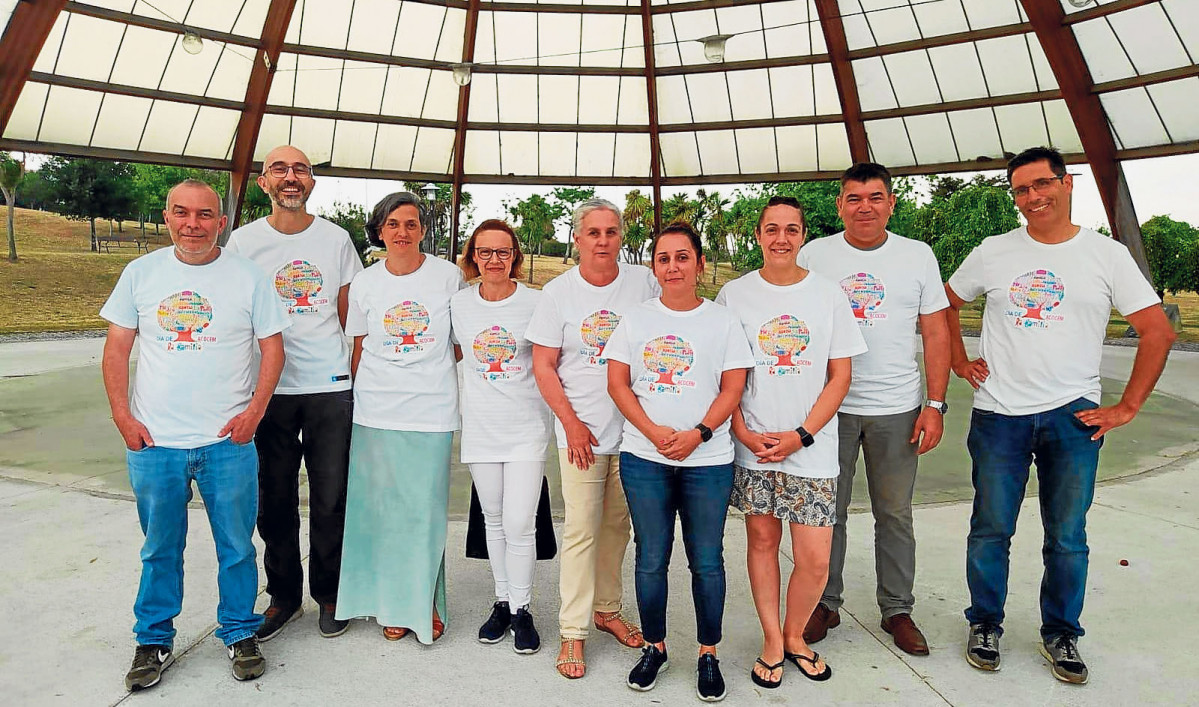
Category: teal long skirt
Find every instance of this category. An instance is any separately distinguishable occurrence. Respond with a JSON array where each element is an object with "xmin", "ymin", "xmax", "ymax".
[{"xmin": 334, "ymin": 424, "xmax": 452, "ymax": 644}]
